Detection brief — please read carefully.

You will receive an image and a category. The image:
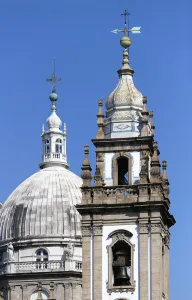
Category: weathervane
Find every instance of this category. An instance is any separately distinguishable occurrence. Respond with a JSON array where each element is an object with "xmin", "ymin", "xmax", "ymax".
[
  {"xmin": 46, "ymin": 58, "xmax": 61, "ymax": 93},
  {"xmin": 111, "ymin": 9, "xmax": 141, "ymax": 48}
]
